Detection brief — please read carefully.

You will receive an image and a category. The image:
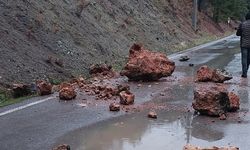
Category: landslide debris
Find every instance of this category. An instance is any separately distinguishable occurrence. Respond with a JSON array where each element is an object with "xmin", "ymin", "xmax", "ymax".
[{"xmin": 121, "ymin": 43, "xmax": 175, "ymax": 81}]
